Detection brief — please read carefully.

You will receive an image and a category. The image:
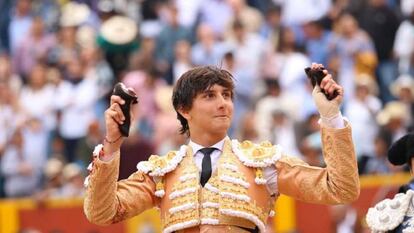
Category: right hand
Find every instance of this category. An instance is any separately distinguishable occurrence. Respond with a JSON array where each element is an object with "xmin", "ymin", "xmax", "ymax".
[{"xmin": 310, "ymin": 63, "xmax": 343, "ymax": 119}]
